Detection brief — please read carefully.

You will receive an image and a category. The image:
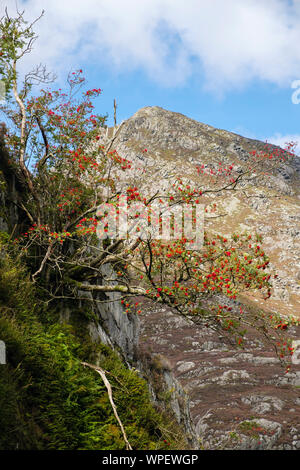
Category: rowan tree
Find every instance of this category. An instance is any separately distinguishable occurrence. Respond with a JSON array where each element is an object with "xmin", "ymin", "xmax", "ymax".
[{"xmin": 0, "ymin": 8, "xmax": 298, "ymax": 364}]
